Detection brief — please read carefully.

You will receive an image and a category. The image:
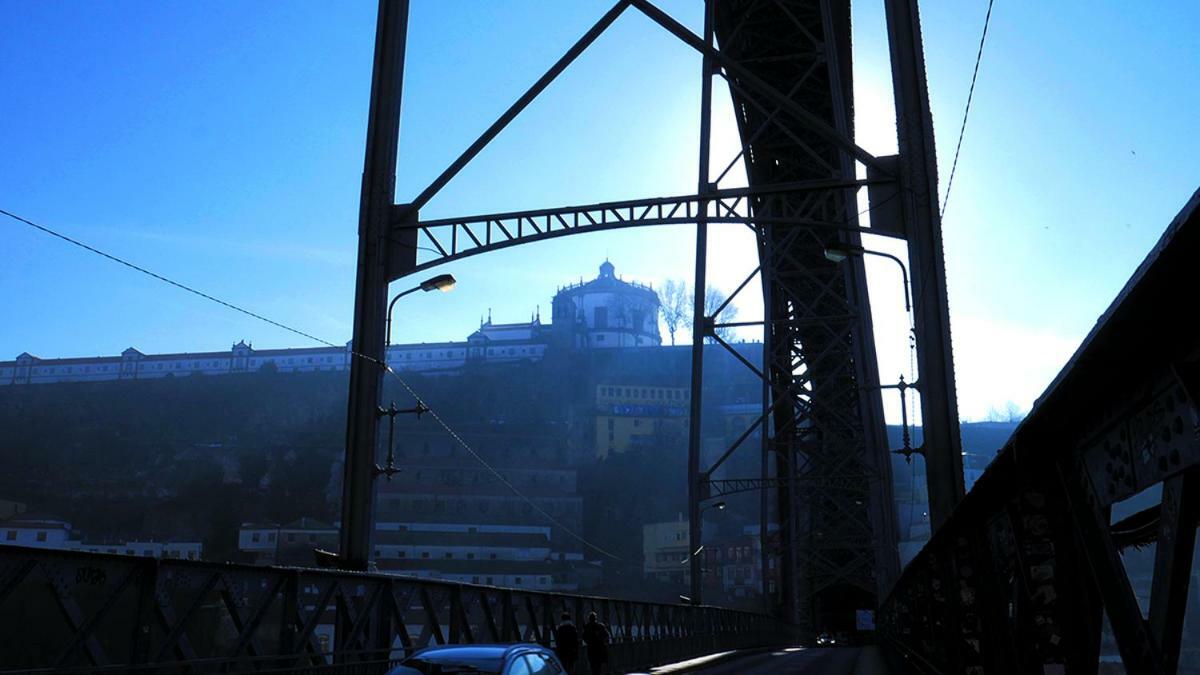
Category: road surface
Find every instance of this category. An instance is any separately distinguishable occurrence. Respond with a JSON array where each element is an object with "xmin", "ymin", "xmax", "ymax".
[{"xmin": 634, "ymin": 646, "xmax": 886, "ymax": 674}]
